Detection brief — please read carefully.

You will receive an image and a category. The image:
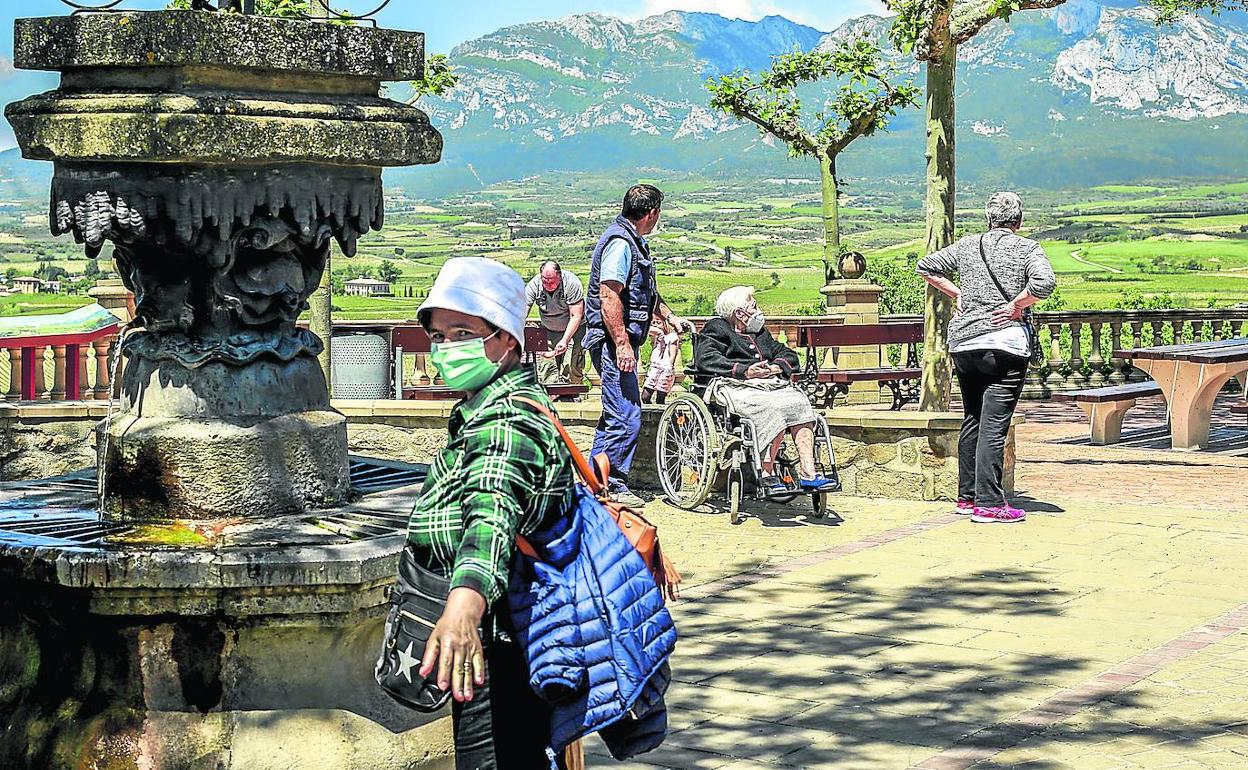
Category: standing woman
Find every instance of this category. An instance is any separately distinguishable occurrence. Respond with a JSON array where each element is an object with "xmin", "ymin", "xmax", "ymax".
[
  {"xmin": 407, "ymin": 257, "xmax": 575, "ymax": 768},
  {"xmin": 917, "ymin": 192, "xmax": 1056, "ymax": 524}
]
